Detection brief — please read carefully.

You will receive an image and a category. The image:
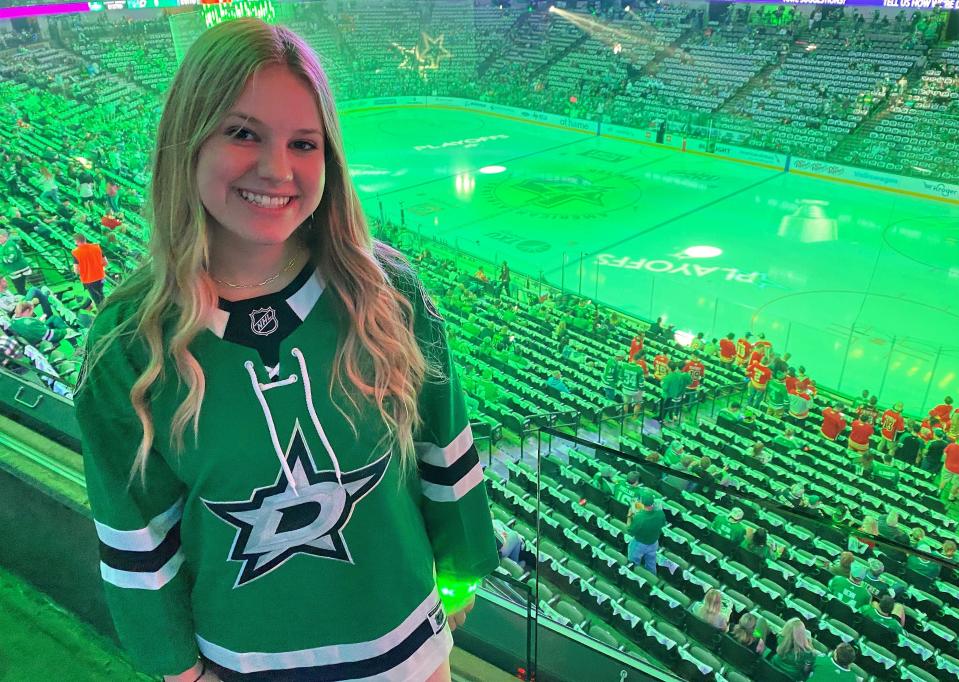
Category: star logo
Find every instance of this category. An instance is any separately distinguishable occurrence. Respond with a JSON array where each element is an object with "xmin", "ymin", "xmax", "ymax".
[
  {"xmin": 204, "ymin": 420, "xmax": 391, "ymax": 588},
  {"xmin": 392, "ymin": 42, "xmax": 419, "ymax": 70},
  {"xmin": 513, "ymin": 176, "xmax": 610, "ymax": 209},
  {"xmin": 417, "ymin": 32, "xmax": 451, "ymax": 70}
]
